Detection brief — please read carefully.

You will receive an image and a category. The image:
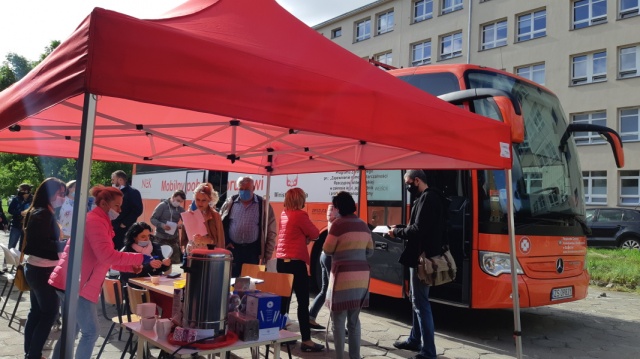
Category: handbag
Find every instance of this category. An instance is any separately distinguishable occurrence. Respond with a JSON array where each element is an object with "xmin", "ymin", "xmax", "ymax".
[
  {"xmin": 417, "ymin": 246, "xmax": 456, "ymax": 286},
  {"xmin": 14, "ymin": 212, "xmax": 31, "ymax": 292}
]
